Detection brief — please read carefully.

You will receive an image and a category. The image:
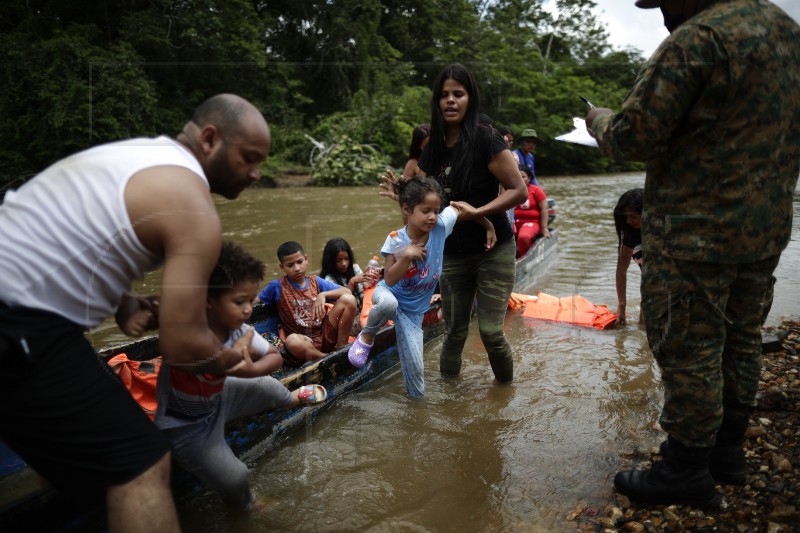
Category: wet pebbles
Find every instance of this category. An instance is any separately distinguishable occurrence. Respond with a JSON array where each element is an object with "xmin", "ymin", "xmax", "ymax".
[{"xmin": 566, "ymin": 320, "xmax": 800, "ymax": 533}]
